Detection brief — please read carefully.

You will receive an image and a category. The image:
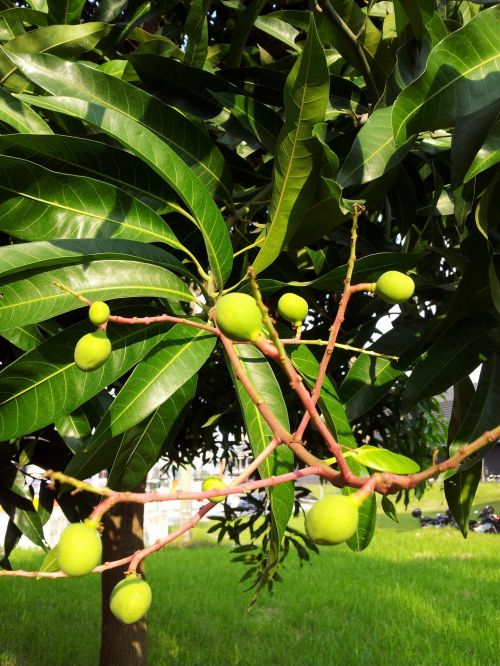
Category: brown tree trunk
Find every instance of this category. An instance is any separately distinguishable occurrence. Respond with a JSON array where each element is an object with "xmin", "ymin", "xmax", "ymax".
[{"xmin": 99, "ymin": 482, "xmax": 147, "ymax": 666}]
